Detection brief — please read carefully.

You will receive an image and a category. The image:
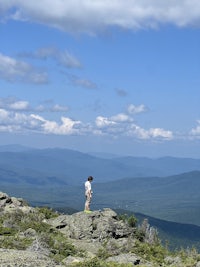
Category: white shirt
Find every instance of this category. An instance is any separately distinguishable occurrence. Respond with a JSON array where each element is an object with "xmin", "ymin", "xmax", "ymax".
[{"xmin": 85, "ymin": 180, "xmax": 91, "ymax": 193}]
